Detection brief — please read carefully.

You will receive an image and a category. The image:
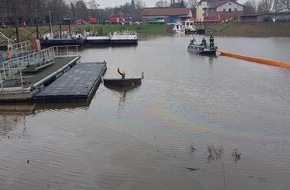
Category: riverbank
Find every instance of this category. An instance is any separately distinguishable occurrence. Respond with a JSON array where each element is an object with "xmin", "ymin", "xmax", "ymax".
[
  {"xmin": 0, "ymin": 24, "xmax": 168, "ymax": 46},
  {"xmin": 205, "ymin": 22, "xmax": 290, "ymax": 37},
  {"xmin": 0, "ymin": 22, "xmax": 289, "ymax": 47}
]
